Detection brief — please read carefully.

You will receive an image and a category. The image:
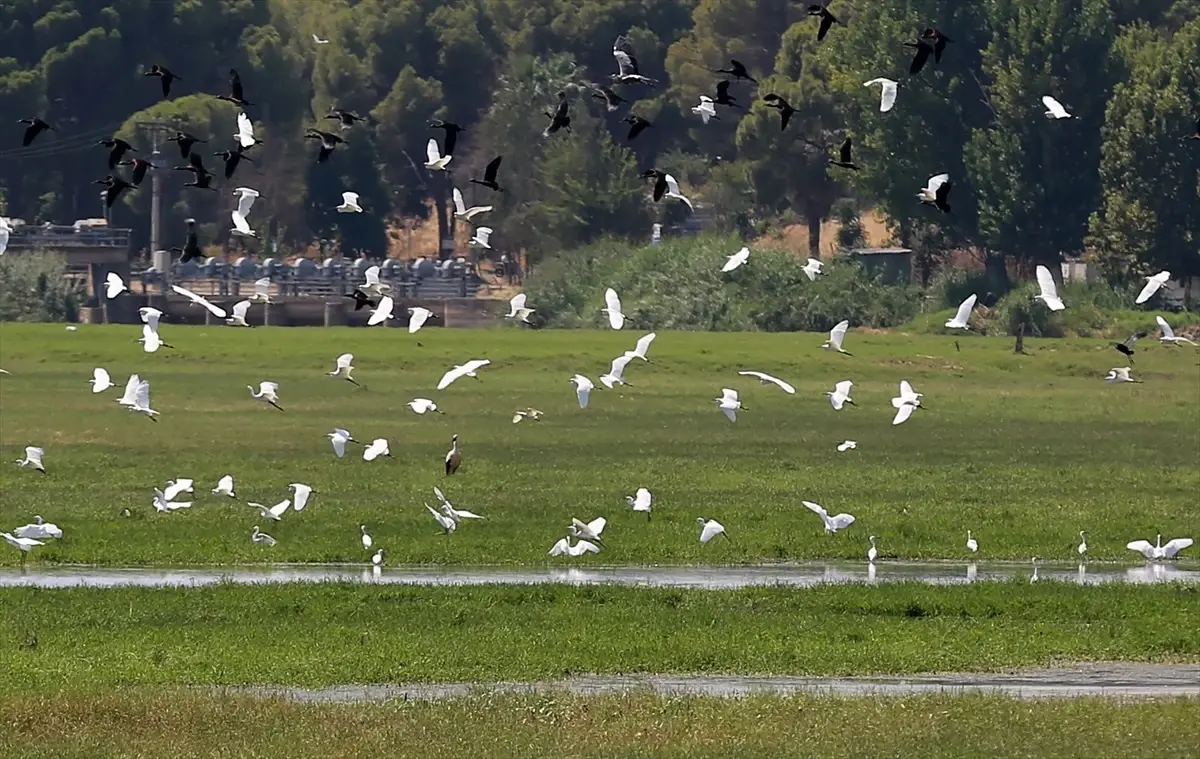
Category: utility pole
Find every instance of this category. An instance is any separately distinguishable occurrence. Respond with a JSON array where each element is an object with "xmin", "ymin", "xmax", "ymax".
[{"xmin": 135, "ymin": 120, "xmax": 175, "ymax": 271}]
